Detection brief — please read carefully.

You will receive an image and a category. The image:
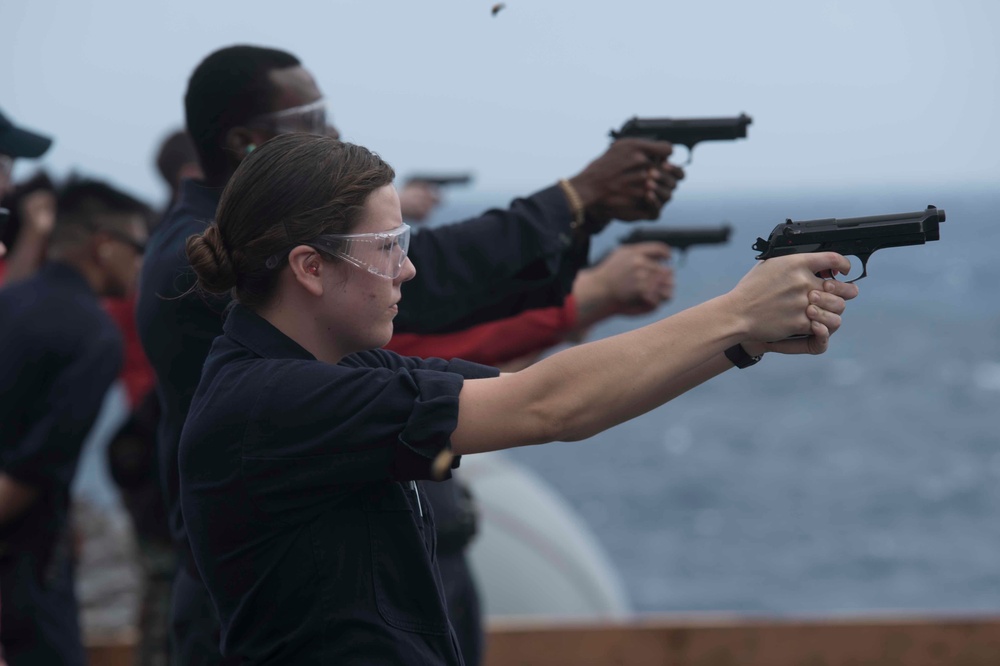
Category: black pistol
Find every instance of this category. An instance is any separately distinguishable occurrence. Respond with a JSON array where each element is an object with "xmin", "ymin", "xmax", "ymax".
[
  {"xmin": 609, "ymin": 114, "xmax": 751, "ymax": 164},
  {"xmin": 621, "ymin": 225, "xmax": 732, "ymax": 254},
  {"xmin": 752, "ymin": 205, "xmax": 945, "ymax": 282},
  {"xmin": 406, "ymin": 173, "xmax": 473, "ymax": 188}
]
